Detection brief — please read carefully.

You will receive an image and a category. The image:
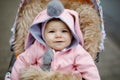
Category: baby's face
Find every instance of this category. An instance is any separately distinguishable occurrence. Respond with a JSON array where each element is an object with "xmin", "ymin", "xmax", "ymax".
[{"xmin": 44, "ymin": 20, "xmax": 72, "ymax": 51}]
